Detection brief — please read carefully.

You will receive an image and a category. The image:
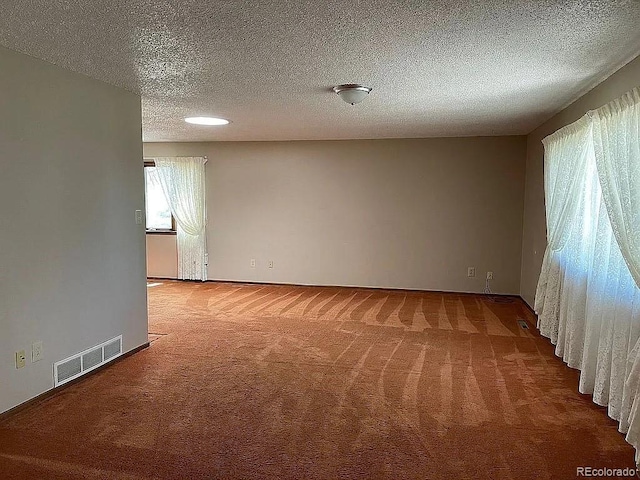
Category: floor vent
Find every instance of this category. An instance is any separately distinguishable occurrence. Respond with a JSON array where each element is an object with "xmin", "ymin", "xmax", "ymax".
[
  {"xmin": 491, "ymin": 296, "xmax": 515, "ymax": 304},
  {"xmin": 53, "ymin": 335, "xmax": 123, "ymax": 387},
  {"xmin": 517, "ymin": 319, "xmax": 530, "ymax": 330}
]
